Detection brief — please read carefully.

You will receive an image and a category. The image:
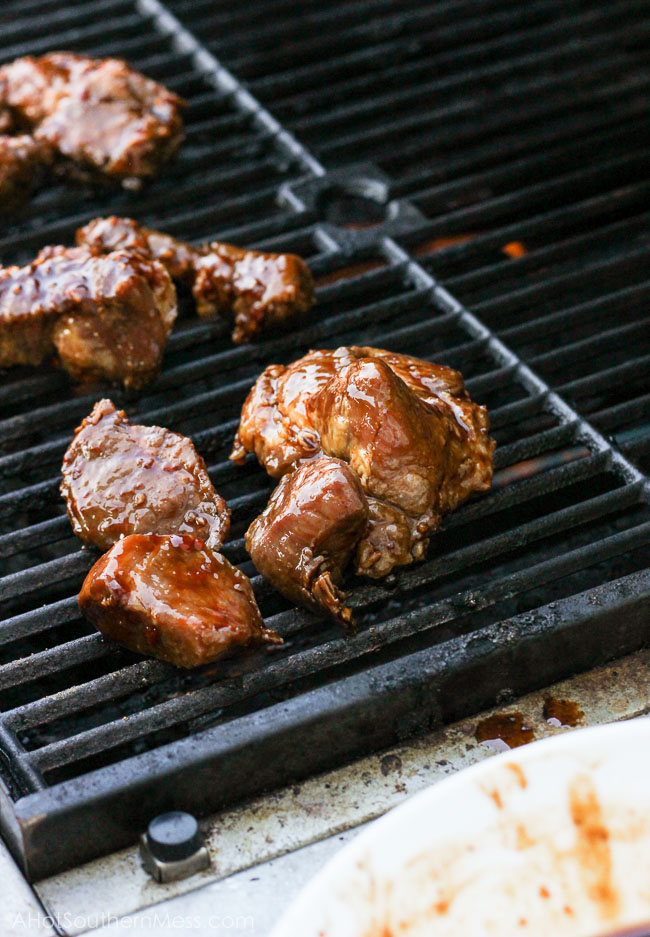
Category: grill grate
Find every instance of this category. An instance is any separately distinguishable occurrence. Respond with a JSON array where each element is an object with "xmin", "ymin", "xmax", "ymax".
[{"xmin": 0, "ymin": 0, "xmax": 648, "ymax": 879}]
